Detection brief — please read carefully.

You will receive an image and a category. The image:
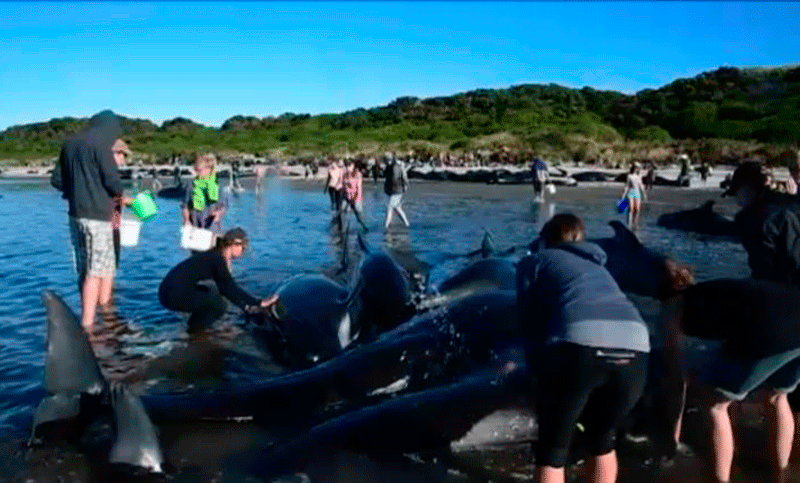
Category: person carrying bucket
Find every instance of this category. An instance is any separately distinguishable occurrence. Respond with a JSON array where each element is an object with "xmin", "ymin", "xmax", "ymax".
[
  {"xmin": 159, "ymin": 228, "xmax": 277, "ymax": 333},
  {"xmin": 182, "ymin": 153, "xmax": 227, "ymax": 249},
  {"xmin": 50, "ymin": 110, "xmax": 133, "ymax": 332},
  {"xmin": 621, "ymin": 163, "xmax": 647, "ymax": 231}
]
